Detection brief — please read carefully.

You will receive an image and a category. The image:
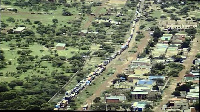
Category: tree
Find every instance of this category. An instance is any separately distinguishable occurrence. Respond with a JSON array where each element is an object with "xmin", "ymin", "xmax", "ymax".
[
  {"xmin": 6, "ymin": 17, "xmax": 15, "ymax": 22},
  {"xmin": 191, "ymin": 100, "xmax": 199, "ymax": 111},
  {"xmin": 52, "ymin": 19, "xmax": 58, "ymax": 23},
  {"xmin": 196, "ymin": 53, "xmax": 200, "ymax": 58},
  {"xmin": 8, "ymin": 81, "xmax": 17, "ymax": 89},
  {"xmin": 152, "ymin": 85, "xmax": 159, "ymax": 90},
  {"xmin": 144, "ymin": 104, "xmax": 153, "ymax": 112},
  {"xmin": 0, "ymin": 83, "xmax": 9, "ymax": 92},
  {"xmin": 175, "ymin": 83, "xmax": 192, "ymax": 92},
  {"xmin": 185, "ymin": 27, "xmax": 197, "ymax": 36},
  {"xmin": 152, "ymin": 27, "xmax": 163, "ymax": 42},
  {"xmin": 172, "ymin": 55, "xmax": 183, "ymax": 62},
  {"xmin": 62, "ymin": 10, "xmax": 73, "ymax": 16},
  {"xmin": 26, "ymin": 105, "xmax": 40, "ymax": 110},
  {"xmin": 172, "ymin": 91, "xmax": 181, "ymax": 96},
  {"xmin": 93, "ymin": 97, "xmax": 101, "ymax": 103}
]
